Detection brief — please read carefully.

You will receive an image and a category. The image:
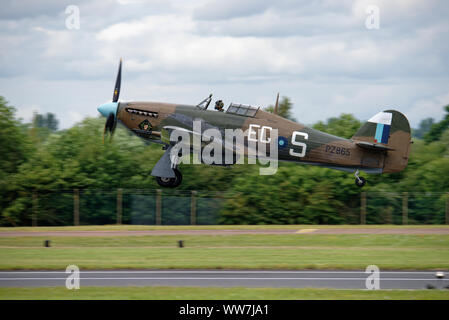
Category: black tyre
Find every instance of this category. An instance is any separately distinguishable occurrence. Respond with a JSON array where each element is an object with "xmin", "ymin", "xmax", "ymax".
[
  {"xmin": 155, "ymin": 169, "xmax": 182, "ymax": 188},
  {"xmin": 156, "ymin": 176, "xmax": 176, "ymax": 187},
  {"xmin": 355, "ymin": 176, "xmax": 366, "ymax": 187},
  {"xmin": 171, "ymin": 168, "xmax": 183, "ymax": 188}
]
